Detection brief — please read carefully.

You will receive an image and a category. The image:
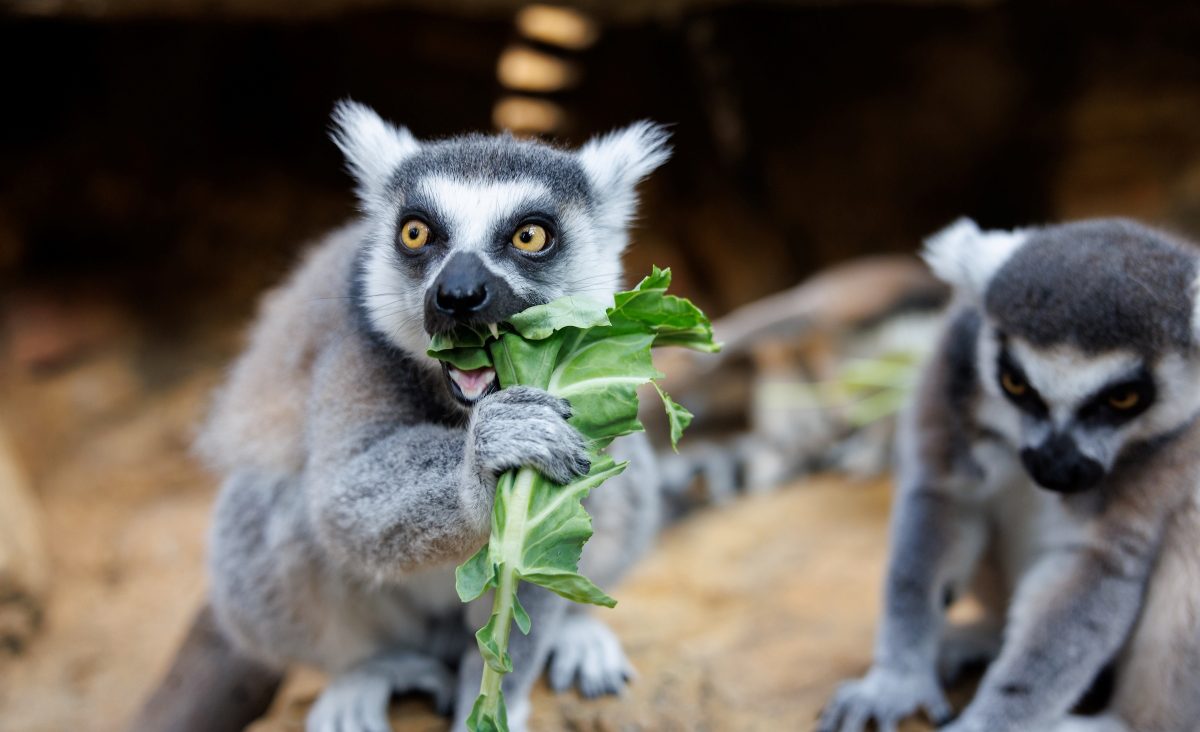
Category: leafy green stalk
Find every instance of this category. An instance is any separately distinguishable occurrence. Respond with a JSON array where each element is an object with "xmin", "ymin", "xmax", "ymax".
[{"xmin": 428, "ymin": 267, "xmax": 718, "ymax": 731}]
